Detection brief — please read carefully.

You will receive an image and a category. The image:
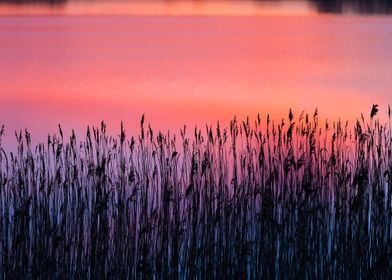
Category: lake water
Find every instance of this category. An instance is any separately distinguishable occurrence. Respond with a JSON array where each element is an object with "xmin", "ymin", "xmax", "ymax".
[{"xmin": 1, "ymin": 0, "xmax": 392, "ymax": 149}]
